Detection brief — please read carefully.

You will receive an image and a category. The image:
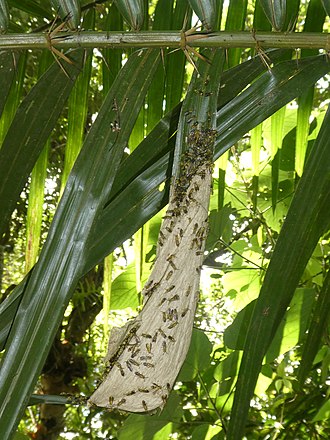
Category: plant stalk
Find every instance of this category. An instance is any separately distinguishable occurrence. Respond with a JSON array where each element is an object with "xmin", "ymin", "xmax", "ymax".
[{"xmin": 0, "ymin": 31, "xmax": 329, "ymax": 51}]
